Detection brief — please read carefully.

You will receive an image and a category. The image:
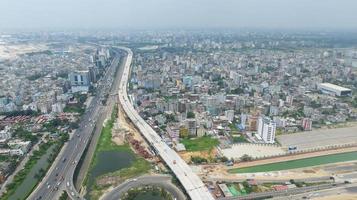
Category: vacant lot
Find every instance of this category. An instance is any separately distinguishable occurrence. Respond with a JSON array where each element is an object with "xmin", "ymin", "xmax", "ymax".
[
  {"xmin": 221, "ymin": 143, "xmax": 285, "ymax": 160},
  {"xmin": 181, "ymin": 136, "xmax": 219, "ymax": 152},
  {"xmin": 277, "ymin": 126, "xmax": 357, "ymax": 150}
]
